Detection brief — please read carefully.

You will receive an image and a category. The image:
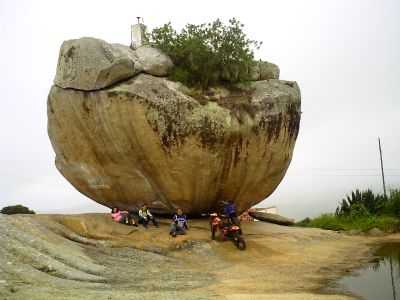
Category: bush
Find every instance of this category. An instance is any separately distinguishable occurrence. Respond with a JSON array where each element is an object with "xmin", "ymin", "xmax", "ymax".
[
  {"xmin": 385, "ymin": 189, "xmax": 400, "ymax": 217},
  {"xmin": 297, "ymin": 187, "xmax": 400, "ymax": 233},
  {"xmin": 335, "ymin": 189, "xmax": 387, "ymax": 217},
  {"xmin": 296, "ymin": 217, "xmax": 311, "ymax": 227},
  {"xmin": 149, "ymin": 18, "xmax": 262, "ymax": 89},
  {"xmin": 1, "ymin": 205, "xmax": 35, "ymax": 215},
  {"xmin": 304, "ymin": 214, "xmax": 346, "ymax": 231}
]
